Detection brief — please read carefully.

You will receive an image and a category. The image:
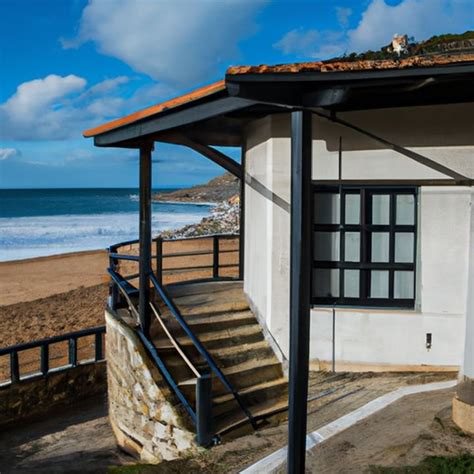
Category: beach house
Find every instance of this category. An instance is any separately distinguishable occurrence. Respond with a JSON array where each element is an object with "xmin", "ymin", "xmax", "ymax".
[{"xmin": 84, "ymin": 52, "xmax": 474, "ymax": 462}]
